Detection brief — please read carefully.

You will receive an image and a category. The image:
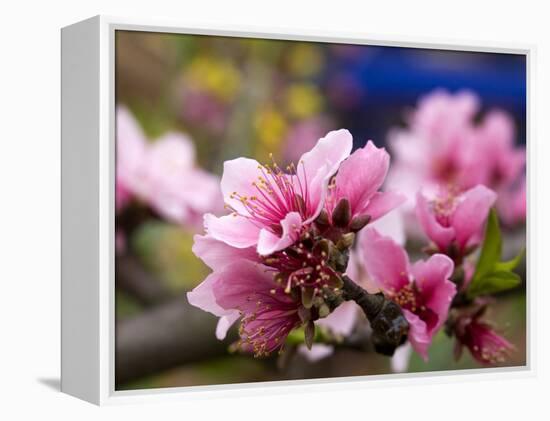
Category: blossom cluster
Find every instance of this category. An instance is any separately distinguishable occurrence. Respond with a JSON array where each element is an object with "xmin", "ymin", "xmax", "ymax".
[
  {"xmin": 187, "ymin": 90, "xmax": 523, "ymax": 368},
  {"xmin": 116, "ymin": 107, "xmax": 222, "ymax": 228}
]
